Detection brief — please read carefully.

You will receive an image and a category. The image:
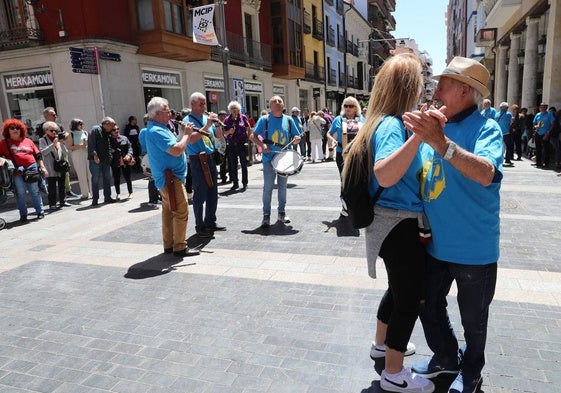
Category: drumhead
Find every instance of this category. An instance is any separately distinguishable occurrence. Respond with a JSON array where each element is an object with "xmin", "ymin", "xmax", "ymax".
[{"xmin": 272, "ymin": 150, "xmax": 304, "ymax": 176}]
